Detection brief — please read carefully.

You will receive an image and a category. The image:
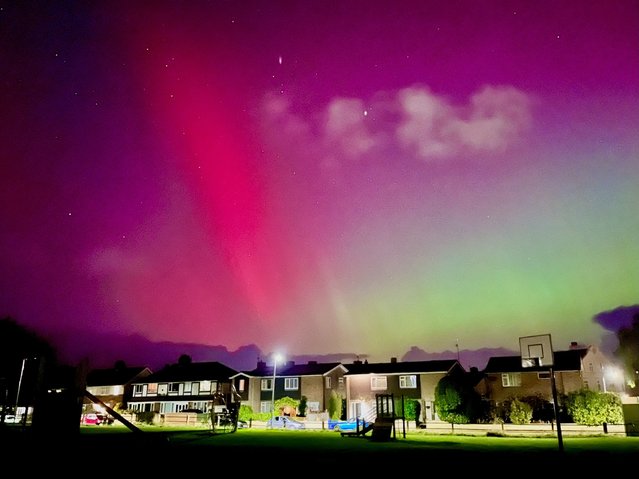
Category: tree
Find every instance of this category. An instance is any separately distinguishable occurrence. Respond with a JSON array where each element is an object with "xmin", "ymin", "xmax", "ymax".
[
  {"xmin": 328, "ymin": 390, "xmax": 342, "ymax": 420},
  {"xmin": 564, "ymin": 389, "xmax": 624, "ymax": 426},
  {"xmin": 434, "ymin": 373, "xmax": 483, "ymax": 424},
  {"xmin": 0, "ymin": 316, "xmax": 58, "ymax": 413},
  {"xmin": 615, "ymin": 312, "xmax": 639, "ymax": 390},
  {"xmin": 178, "ymin": 354, "xmax": 192, "ymax": 366},
  {"xmin": 298, "ymin": 395, "xmax": 308, "ymax": 417}
]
